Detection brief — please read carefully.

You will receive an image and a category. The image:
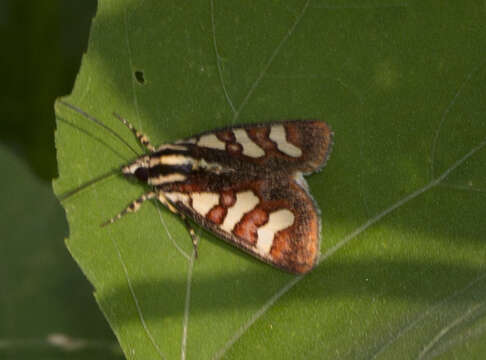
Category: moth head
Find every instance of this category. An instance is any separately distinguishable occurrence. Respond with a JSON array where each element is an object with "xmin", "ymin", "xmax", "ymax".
[{"xmin": 122, "ymin": 155, "xmax": 150, "ymax": 183}]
